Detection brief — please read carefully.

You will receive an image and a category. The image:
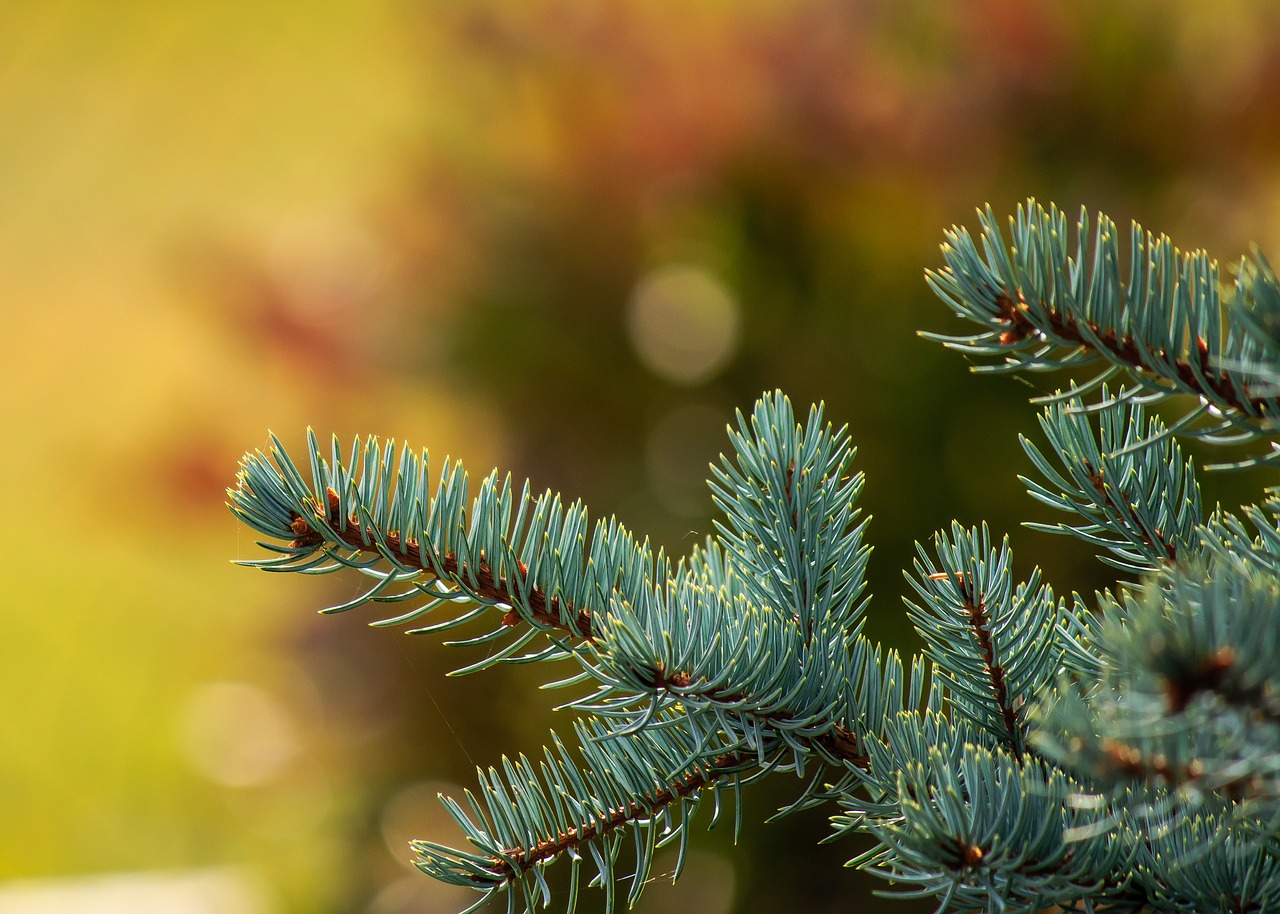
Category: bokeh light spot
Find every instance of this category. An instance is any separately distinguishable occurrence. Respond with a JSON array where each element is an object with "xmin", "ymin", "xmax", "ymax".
[
  {"xmin": 627, "ymin": 264, "xmax": 740, "ymax": 384},
  {"xmin": 379, "ymin": 779, "xmax": 468, "ymax": 871},
  {"xmin": 177, "ymin": 682, "xmax": 300, "ymax": 788}
]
